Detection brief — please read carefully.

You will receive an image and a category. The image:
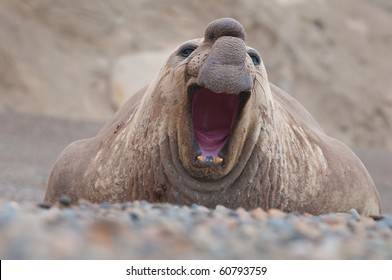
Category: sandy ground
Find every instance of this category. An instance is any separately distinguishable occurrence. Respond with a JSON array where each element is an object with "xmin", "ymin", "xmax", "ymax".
[
  {"xmin": 0, "ymin": 112, "xmax": 391, "ymax": 214},
  {"xmin": 0, "ymin": 113, "xmax": 102, "ymax": 203}
]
